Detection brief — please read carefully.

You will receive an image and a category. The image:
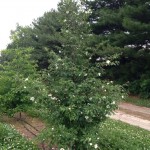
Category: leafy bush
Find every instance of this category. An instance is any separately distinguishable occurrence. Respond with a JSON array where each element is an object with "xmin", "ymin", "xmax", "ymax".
[
  {"xmin": 128, "ymin": 76, "xmax": 150, "ymax": 99},
  {"xmin": 0, "ymin": 48, "xmax": 46, "ymax": 116},
  {"xmin": 0, "ymin": 122, "xmax": 39, "ymax": 149},
  {"xmin": 139, "ymin": 78, "xmax": 150, "ymax": 99}
]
